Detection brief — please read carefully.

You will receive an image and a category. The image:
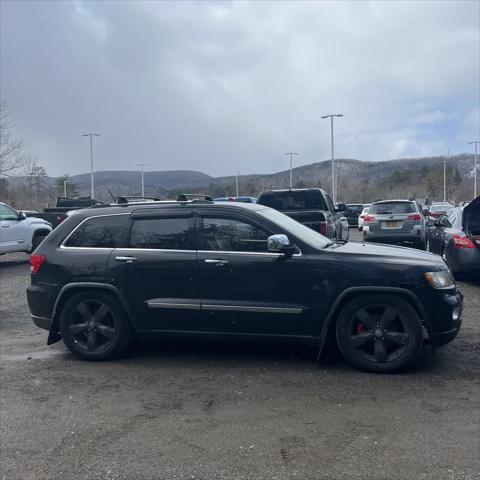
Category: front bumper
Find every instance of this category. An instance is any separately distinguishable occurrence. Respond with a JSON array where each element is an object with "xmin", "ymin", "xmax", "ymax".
[{"xmin": 416, "ymin": 286, "xmax": 463, "ymax": 348}]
